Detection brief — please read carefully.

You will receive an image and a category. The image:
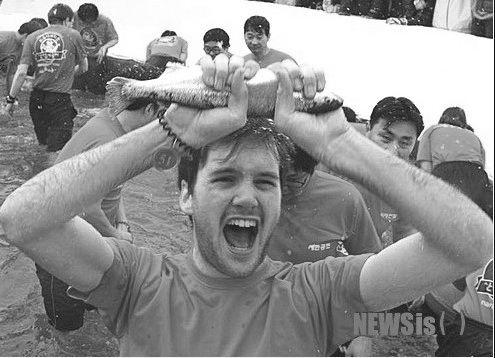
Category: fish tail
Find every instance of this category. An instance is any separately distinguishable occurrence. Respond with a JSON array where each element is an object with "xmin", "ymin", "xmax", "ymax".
[{"xmin": 106, "ymin": 77, "xmax": 134, "ymax": 115}]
